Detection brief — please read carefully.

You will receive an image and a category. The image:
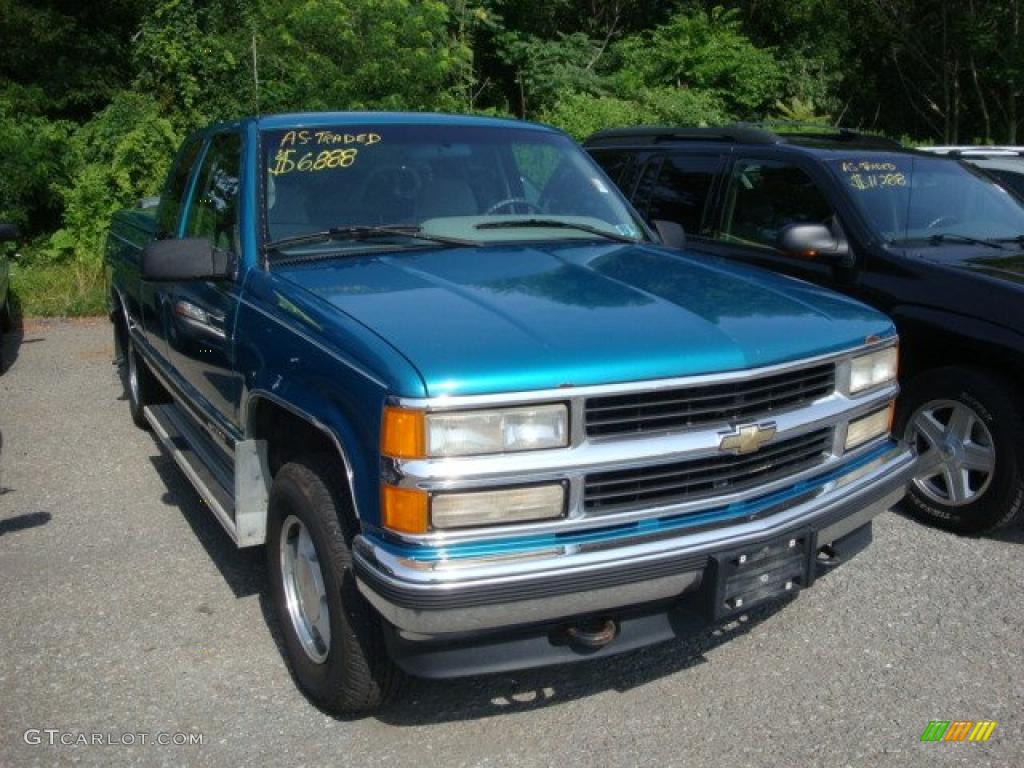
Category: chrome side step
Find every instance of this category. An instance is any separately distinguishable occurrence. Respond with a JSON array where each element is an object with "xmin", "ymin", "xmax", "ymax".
[{"xmin": 145, "ymin": 403, "xmax": 269, "ymax": 548}]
